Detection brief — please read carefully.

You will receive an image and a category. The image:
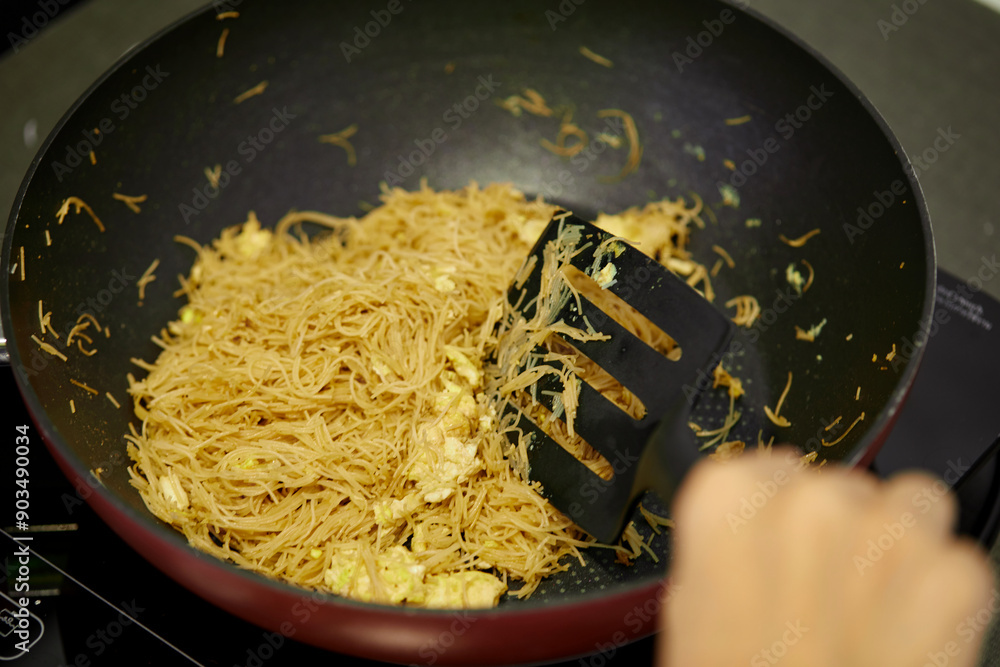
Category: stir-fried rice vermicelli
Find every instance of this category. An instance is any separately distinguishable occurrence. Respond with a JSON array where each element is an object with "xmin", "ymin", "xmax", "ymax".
[{"xmin": 125, "ymin": 182, "xmax": 707, "ymax": 608}]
